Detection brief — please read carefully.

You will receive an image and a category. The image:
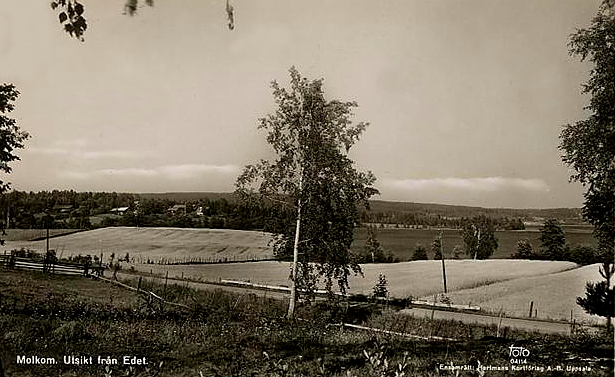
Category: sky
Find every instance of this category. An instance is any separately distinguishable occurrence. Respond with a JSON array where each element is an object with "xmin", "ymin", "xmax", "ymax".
[{"xmin": 0, "ymin": 0, "xmax": 602, "ymax": 208}]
